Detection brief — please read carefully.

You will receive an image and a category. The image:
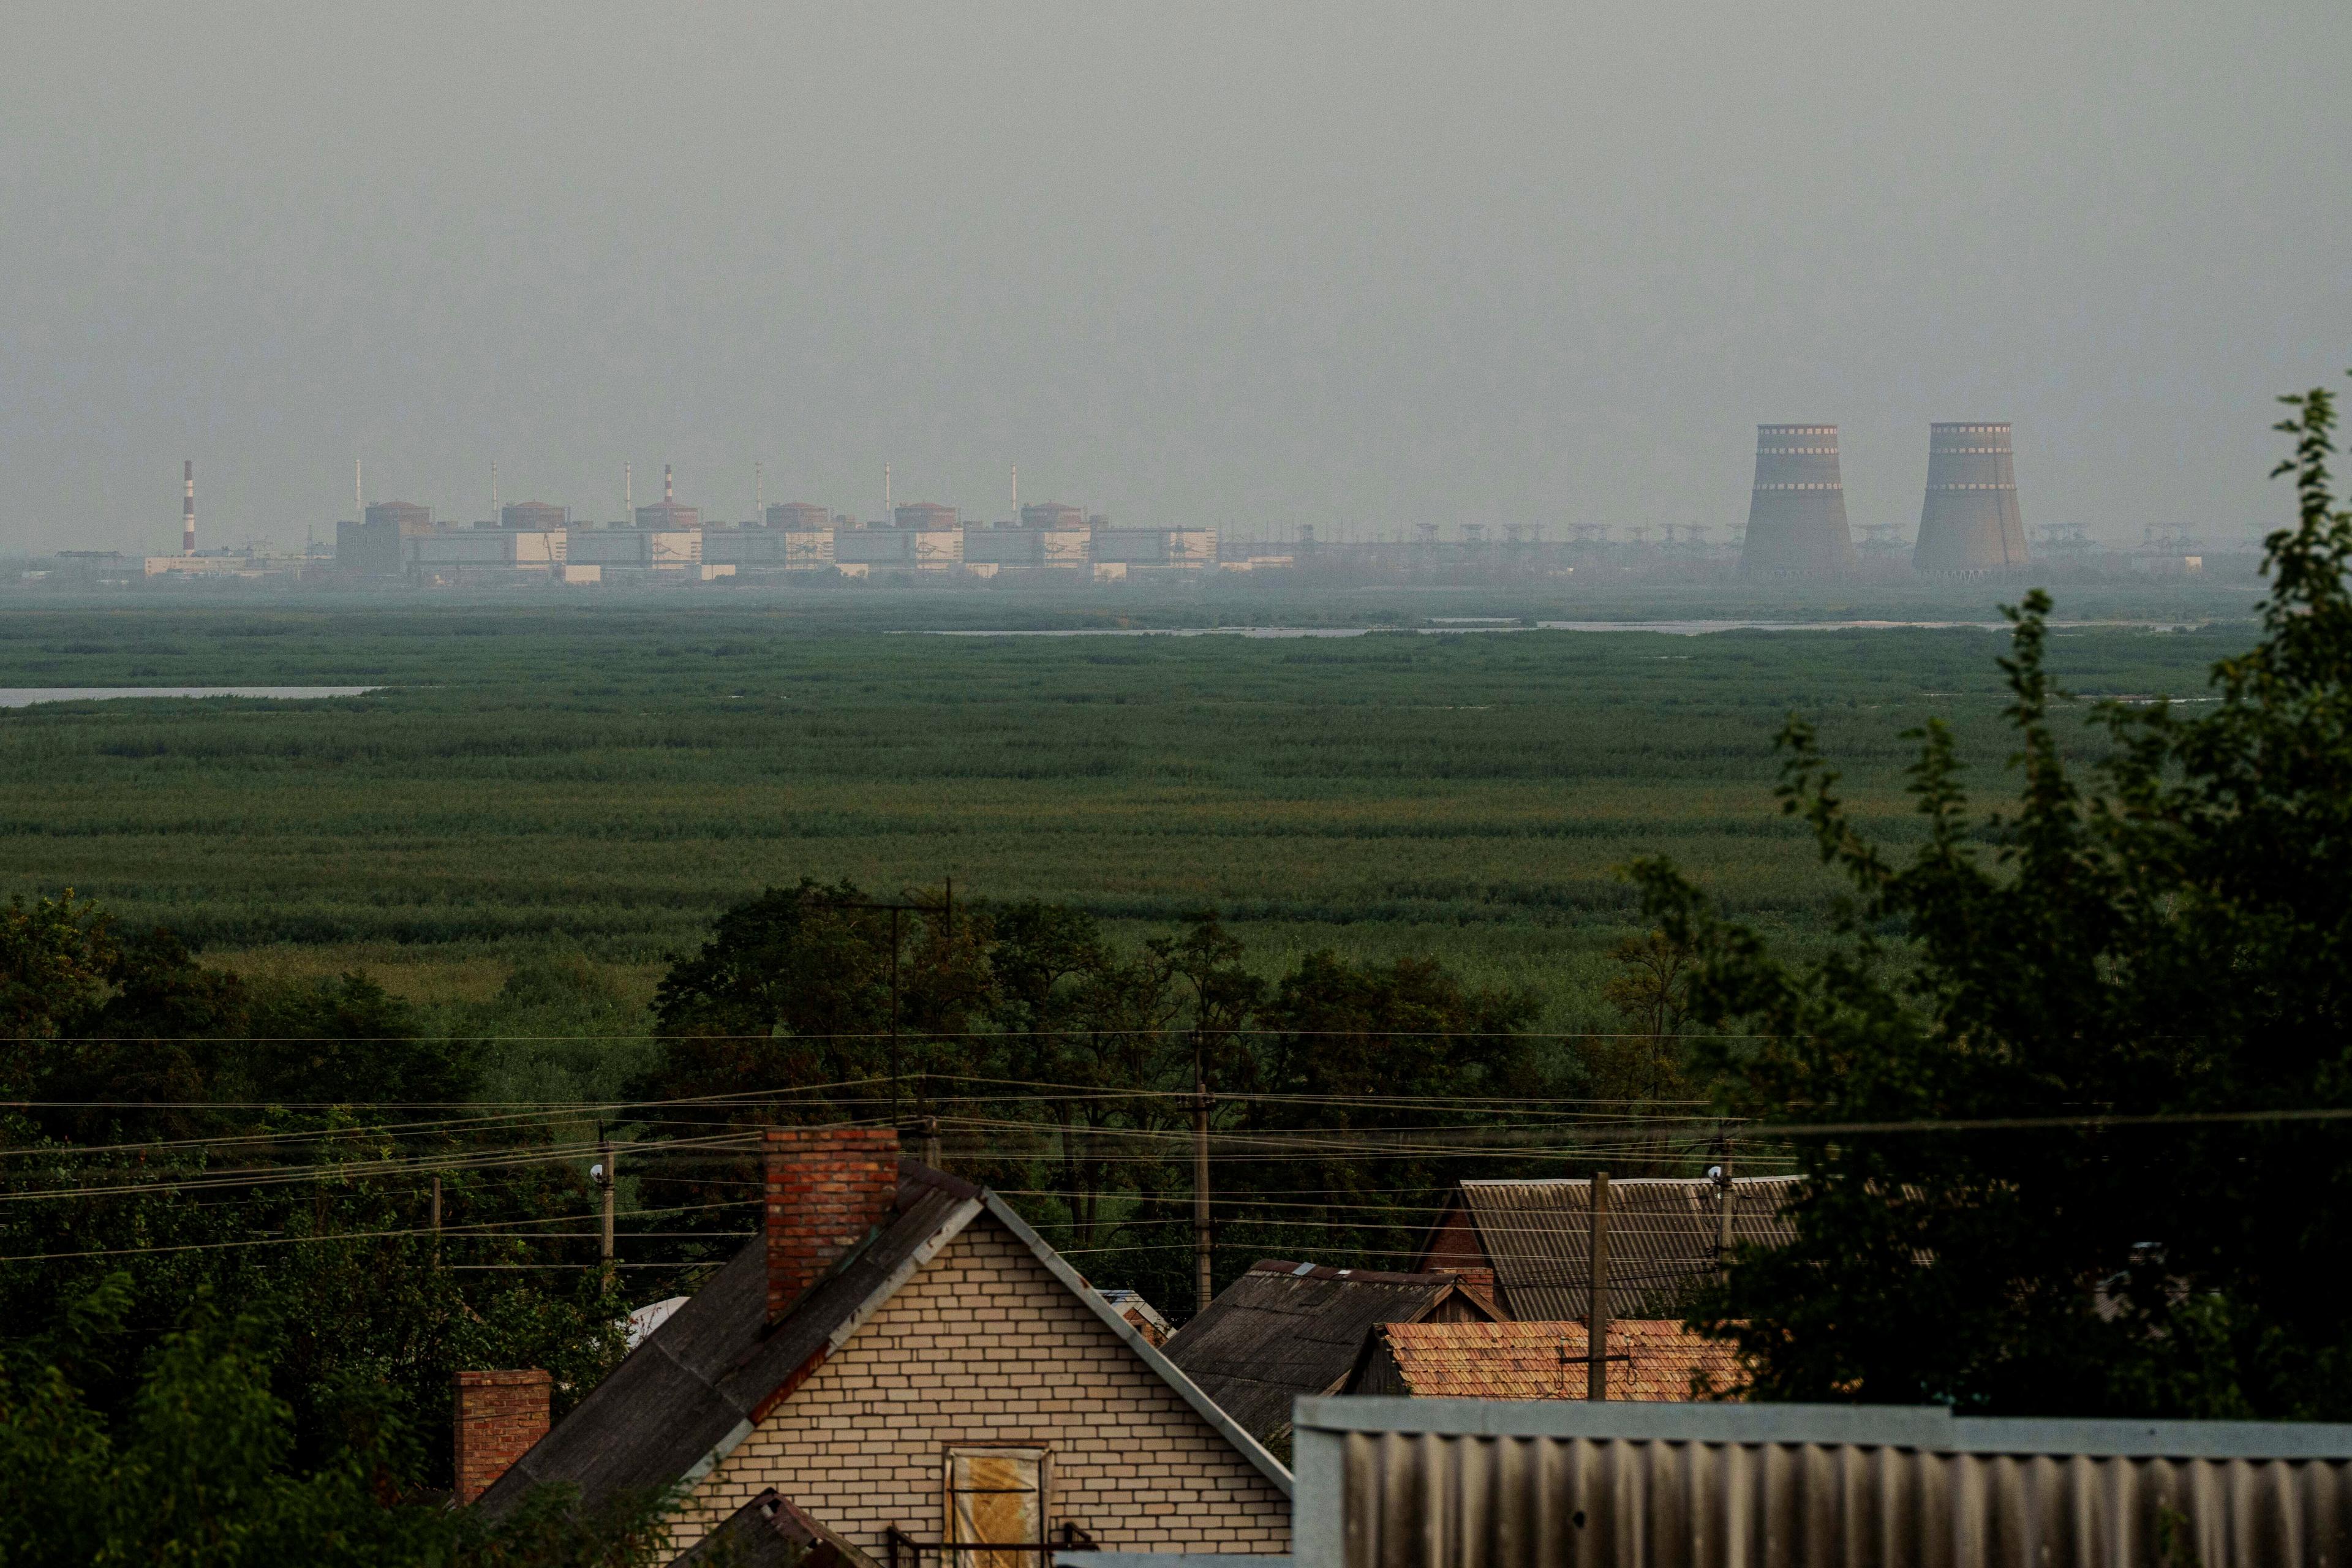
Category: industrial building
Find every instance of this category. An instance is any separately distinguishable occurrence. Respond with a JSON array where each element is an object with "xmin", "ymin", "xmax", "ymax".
[
  {"xmin": 963, "ymin": 521, "xmax": 1091, "ymax": 571},
  {"xmin": 499, "ymin": 501, "xmax": 568, "ymax": 531},
  {"xmin": 764, "ymin": 502, "xmax": 832, "ymax": 531},
  {"xmin": 634, "ymin": 465, "xmax": 699, "ymax": 530},
  {"xmin": 1020, "ymin": 501, "xmax": 1087, "ymax": 531},
  {"xmin": 1093, "ymin": 527, "xmax": 1218, "ymax": 569},
  {"xmin": 1914, "ymin": 421, "xmax": 2029, "ymax": 573},
  {"xmin": 1738, "ymin": 423, "xmax": 1855, "ymax": 576},
  {"xmin": 832, "ymin": 519, "xmax": 963, "ymax": 574},
  {"xmin": 891, "ymin": 502, "xmax": 959, "ymax": 532}
]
